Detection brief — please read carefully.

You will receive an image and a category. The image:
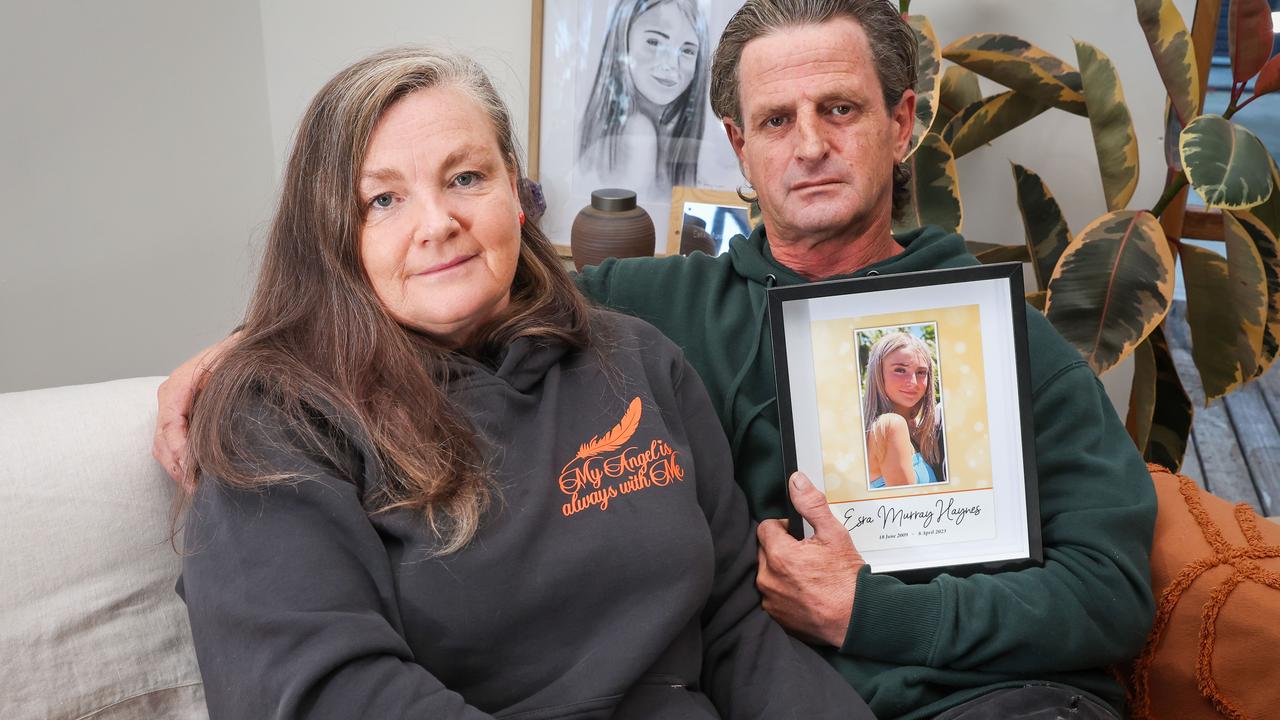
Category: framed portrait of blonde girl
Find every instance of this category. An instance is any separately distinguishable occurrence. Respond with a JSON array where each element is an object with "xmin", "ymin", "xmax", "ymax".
[{"xmin": 767, "ymin": 264, "xmax": 1041, "ymax": 577}]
